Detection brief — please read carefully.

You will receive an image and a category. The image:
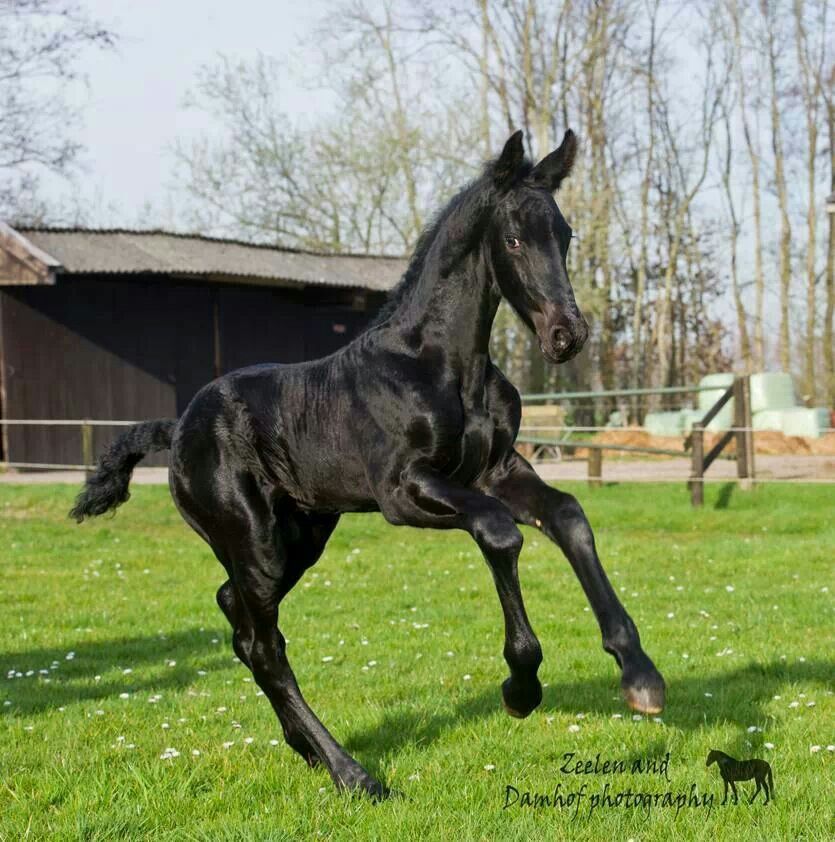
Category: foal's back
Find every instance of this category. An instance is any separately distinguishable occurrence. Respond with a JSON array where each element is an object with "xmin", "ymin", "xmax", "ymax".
[{"xmin": 170, "ymin": 343, "xmax": 384, "ymax": 513}]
